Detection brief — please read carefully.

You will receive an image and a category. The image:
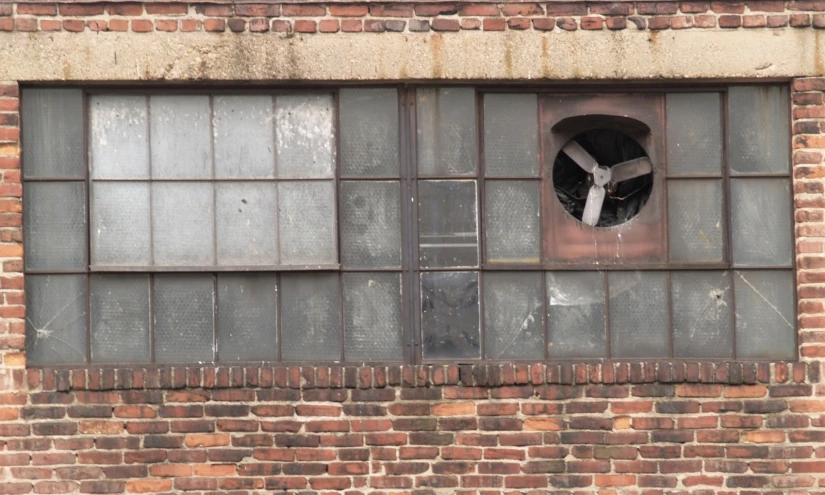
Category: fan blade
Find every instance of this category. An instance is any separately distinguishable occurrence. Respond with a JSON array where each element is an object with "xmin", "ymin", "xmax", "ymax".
[
  {"xmin": 581, "ymin": 185, "xmax": 606, "ymax": 227},
  {"xmin": 562, "ymin": 141, "xmax": 599, "ymax": 174},
  {"xmin": 610, "ymin": 157, "xmax": 653, "ymax": 183}
]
